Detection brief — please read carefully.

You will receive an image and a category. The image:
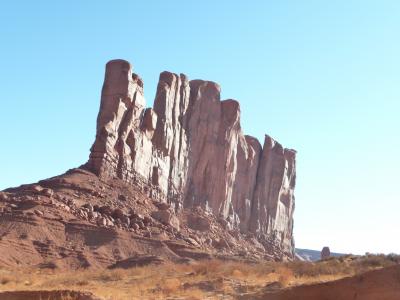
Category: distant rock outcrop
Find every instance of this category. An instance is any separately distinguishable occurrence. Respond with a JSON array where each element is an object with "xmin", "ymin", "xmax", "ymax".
[
  {"xmin": 86, "ymin": 59, "xmax": 297, "ymax": 257},
  {"xmin": 295, "ymin": 248, "xmax": 346, "ymax": 261},
  {"xmin": 321, "ymin": 247, "xmax": 331, "ymax": 260}
]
